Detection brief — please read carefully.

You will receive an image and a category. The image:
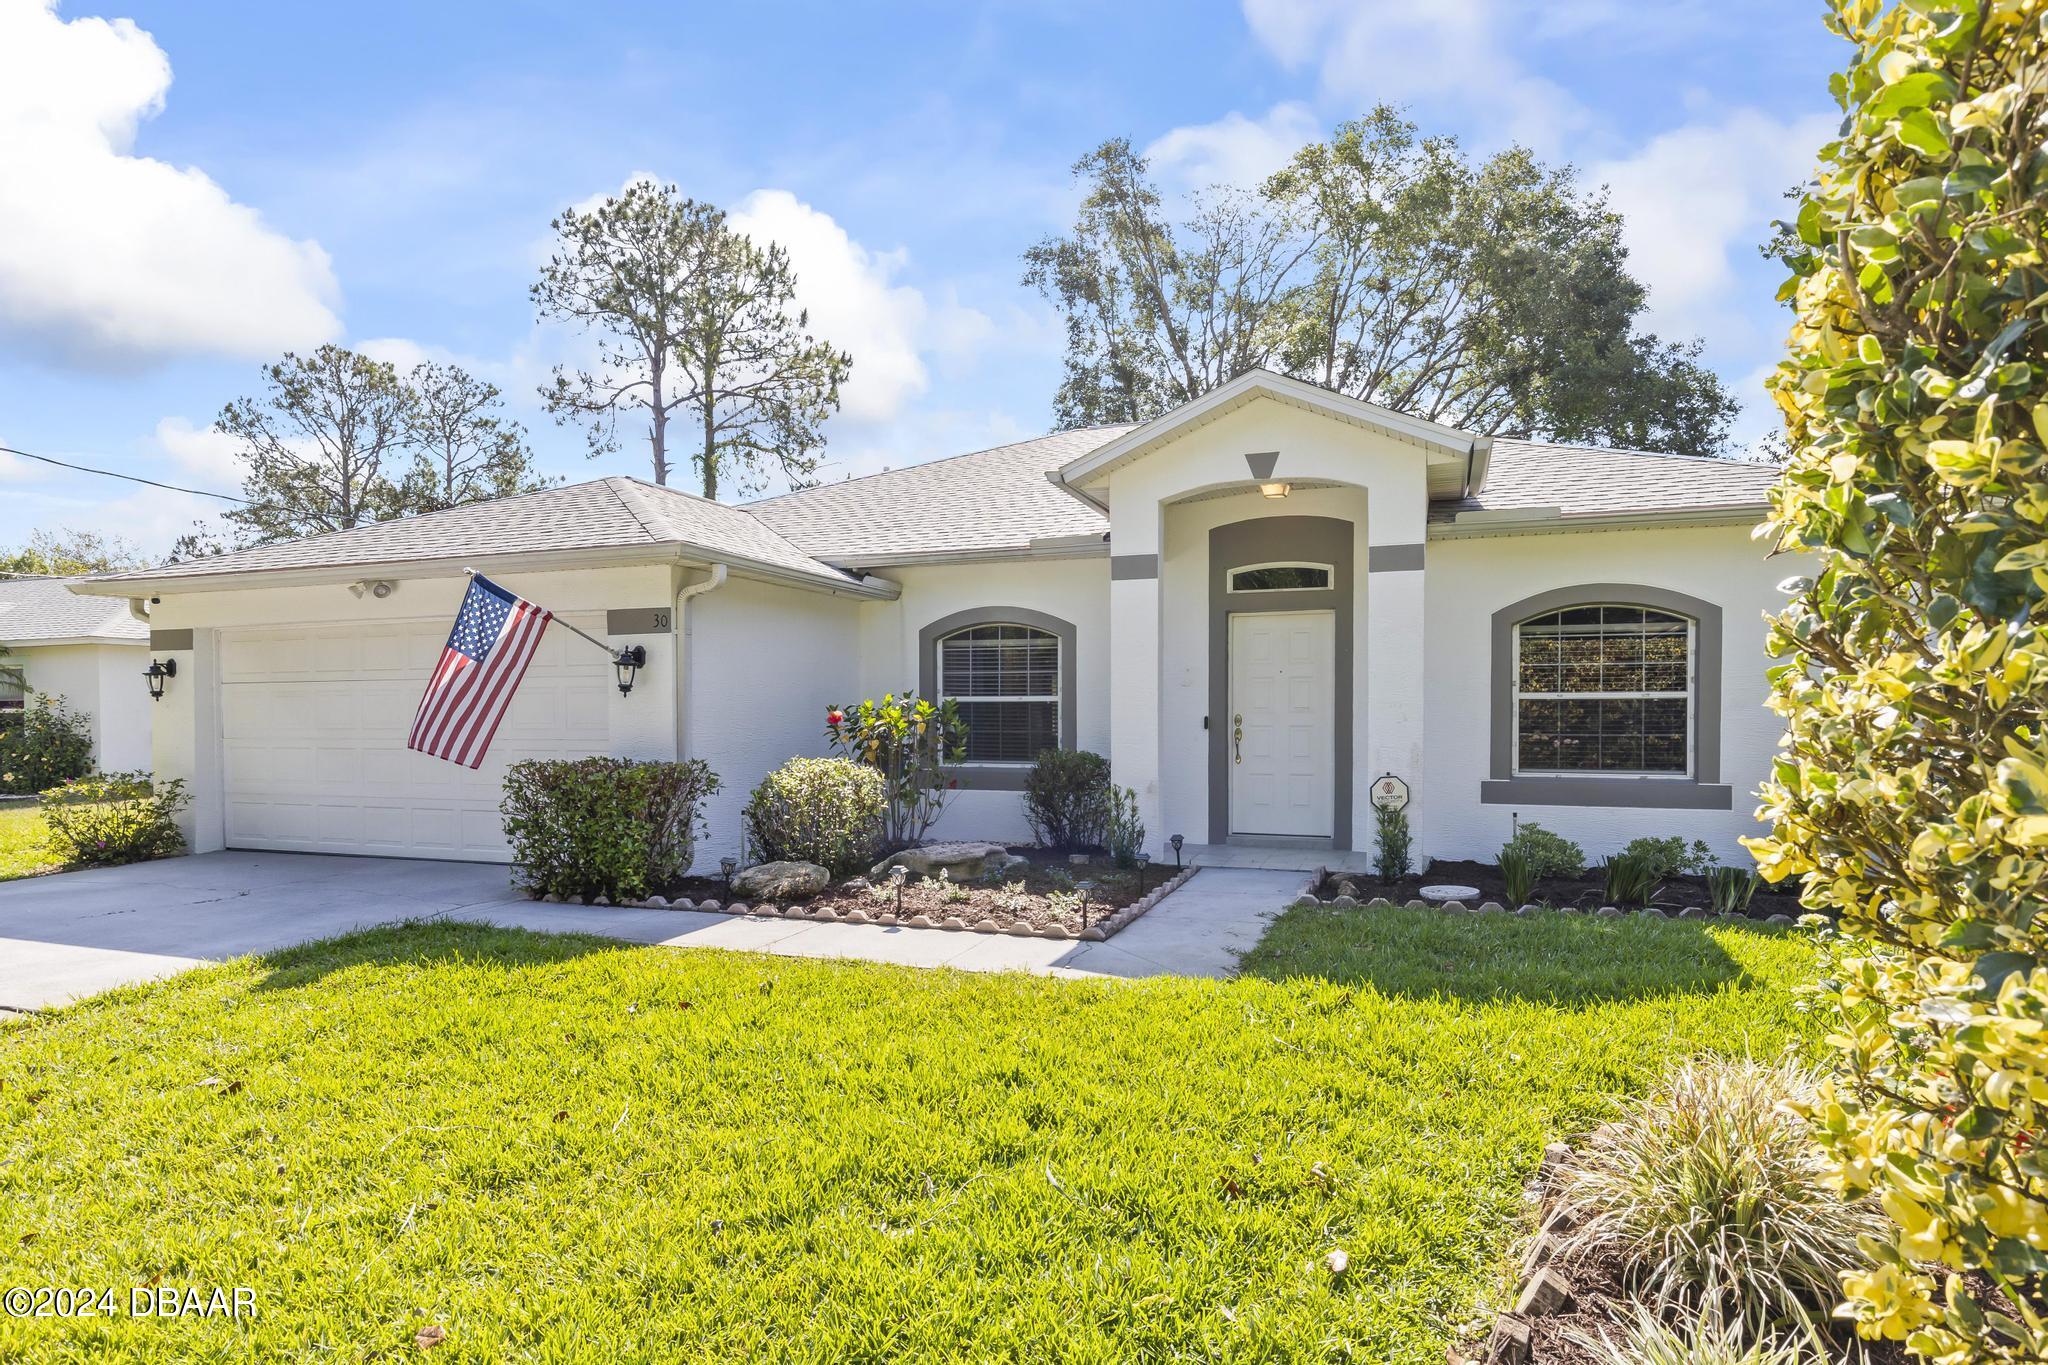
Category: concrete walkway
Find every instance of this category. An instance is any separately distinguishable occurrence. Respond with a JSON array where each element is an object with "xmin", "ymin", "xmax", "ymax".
[{"xmin": 0, "ymin": 854, "xmax": 1307, "ymax": 1010}]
